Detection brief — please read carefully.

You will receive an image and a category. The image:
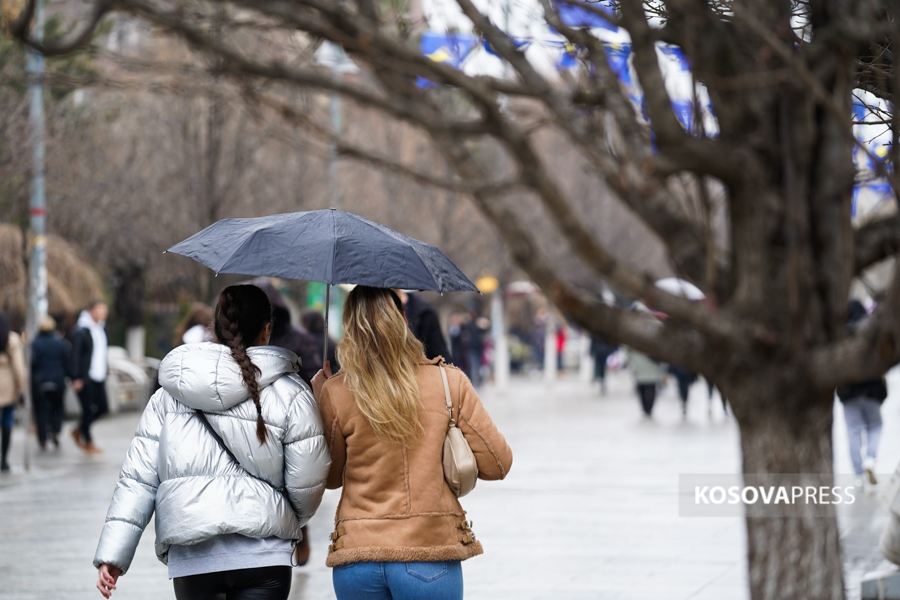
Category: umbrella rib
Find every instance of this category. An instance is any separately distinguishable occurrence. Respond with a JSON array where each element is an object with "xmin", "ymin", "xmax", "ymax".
[{"xmin": 330, "ymin": 209, "xmax": 337, "ymax": 285}]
